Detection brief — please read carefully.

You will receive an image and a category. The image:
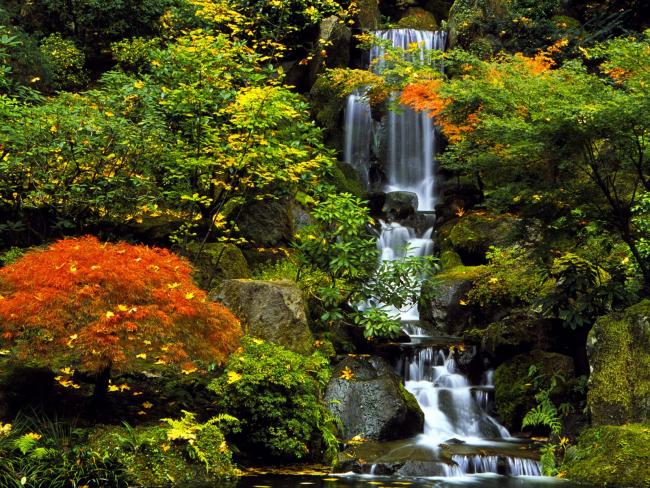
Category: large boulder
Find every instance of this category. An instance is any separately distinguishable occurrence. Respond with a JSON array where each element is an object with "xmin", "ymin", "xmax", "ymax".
[
  {"xmin": 494, "ymin": 350, "xmax": 574, "ymax": 431},
  {"xmin": 437, "ymin": 212, "xmax": 520, "ymax": 265},
  {"xmin": 587, "ymin": 300, "xmax": 650, "ymax": 425},
  {"xmin": 561, "ymin": 424, "xmax": 650, "ymax": 487},
  {"xmin": 325, "ymin": 356, "xmax": 424, "ymax": 441},
  {"xmin": 236, "ymin": 199, "xmax": 293, "ymax": 247},
  {"xmin": 215, "ymin": 280, "xmax": 314, "ymax": 354},
  {"xmin": 186, "ymin": 242, "xmax": 250, "ymax": 289},
  {"xmin": 383, "ymin": 191, "xmax": 419, "ymax": 218}
]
